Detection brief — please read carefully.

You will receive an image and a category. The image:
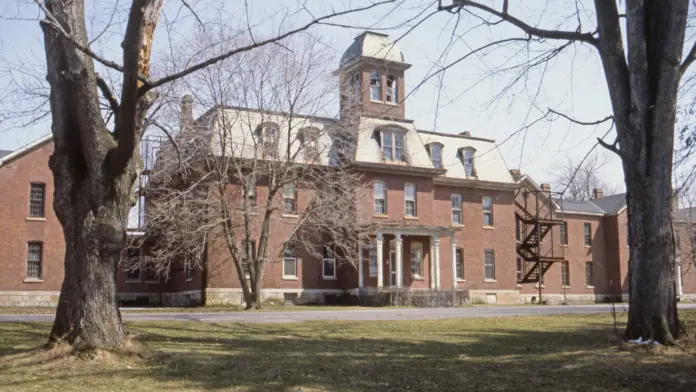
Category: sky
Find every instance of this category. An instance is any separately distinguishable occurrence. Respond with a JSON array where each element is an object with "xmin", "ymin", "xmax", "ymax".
[{"xmin": 0, "ymin": 0, "xmax": 625, "ymax": 192}]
